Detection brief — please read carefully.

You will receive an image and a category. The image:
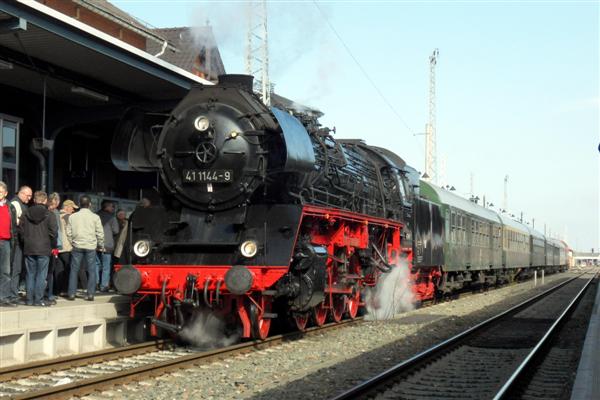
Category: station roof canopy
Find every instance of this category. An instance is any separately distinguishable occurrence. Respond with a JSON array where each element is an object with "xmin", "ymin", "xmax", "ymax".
[{"xmin": 0, "ymin": 0, "xmax": 212, "ymax": 108}]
